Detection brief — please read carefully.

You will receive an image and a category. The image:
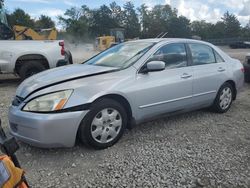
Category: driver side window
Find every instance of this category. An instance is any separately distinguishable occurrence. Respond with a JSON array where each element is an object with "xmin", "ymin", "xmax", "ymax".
[{"xmin": 149, "ymin": 43, "xmax": 188, "ymax": 69}]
